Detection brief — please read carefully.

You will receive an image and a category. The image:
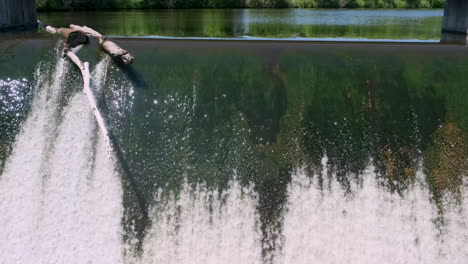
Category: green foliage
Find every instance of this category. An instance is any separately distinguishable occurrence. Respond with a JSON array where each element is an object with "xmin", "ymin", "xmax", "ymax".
[{"xmin": 36, "ymin": 0, "xmax": 446, "ymax": 10}]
